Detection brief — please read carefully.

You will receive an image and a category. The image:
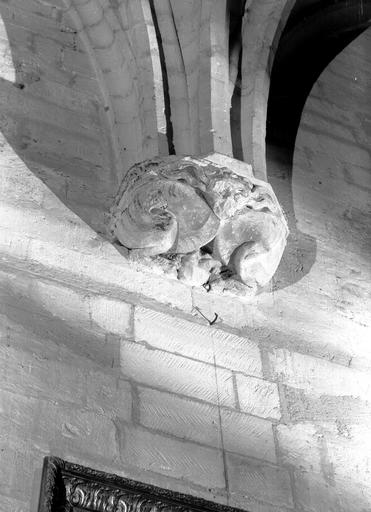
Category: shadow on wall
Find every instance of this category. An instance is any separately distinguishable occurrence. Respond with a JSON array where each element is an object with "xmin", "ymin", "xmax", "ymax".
[
  {"xmin": 0, "ymin": 5, "xmax": 117, "ymax": 238},
  {"xmin": 231, "ymin": 83, "xmax": 318, "ymax": 292},
  {"xmin": 0, "ymin": 270, "xmax": 121, "ymax": 369},
  {"xmin": 266, "ymin": 144, "xmax": 318, "ymax": 292},
  {"xmin": 229, "ymin": 14, "xmax": 317, "ymax": 291}
]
